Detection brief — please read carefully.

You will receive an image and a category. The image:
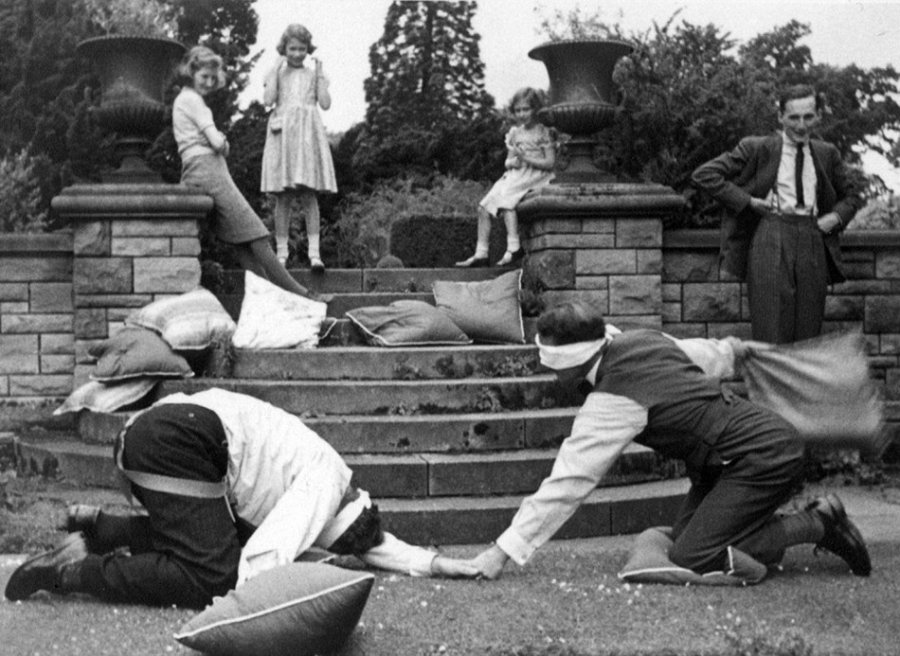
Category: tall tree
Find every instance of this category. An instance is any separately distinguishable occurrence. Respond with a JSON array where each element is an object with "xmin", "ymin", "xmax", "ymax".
[{"xmin": 350, "ymin": 0, "xmax": 499, "ymax": 185}]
